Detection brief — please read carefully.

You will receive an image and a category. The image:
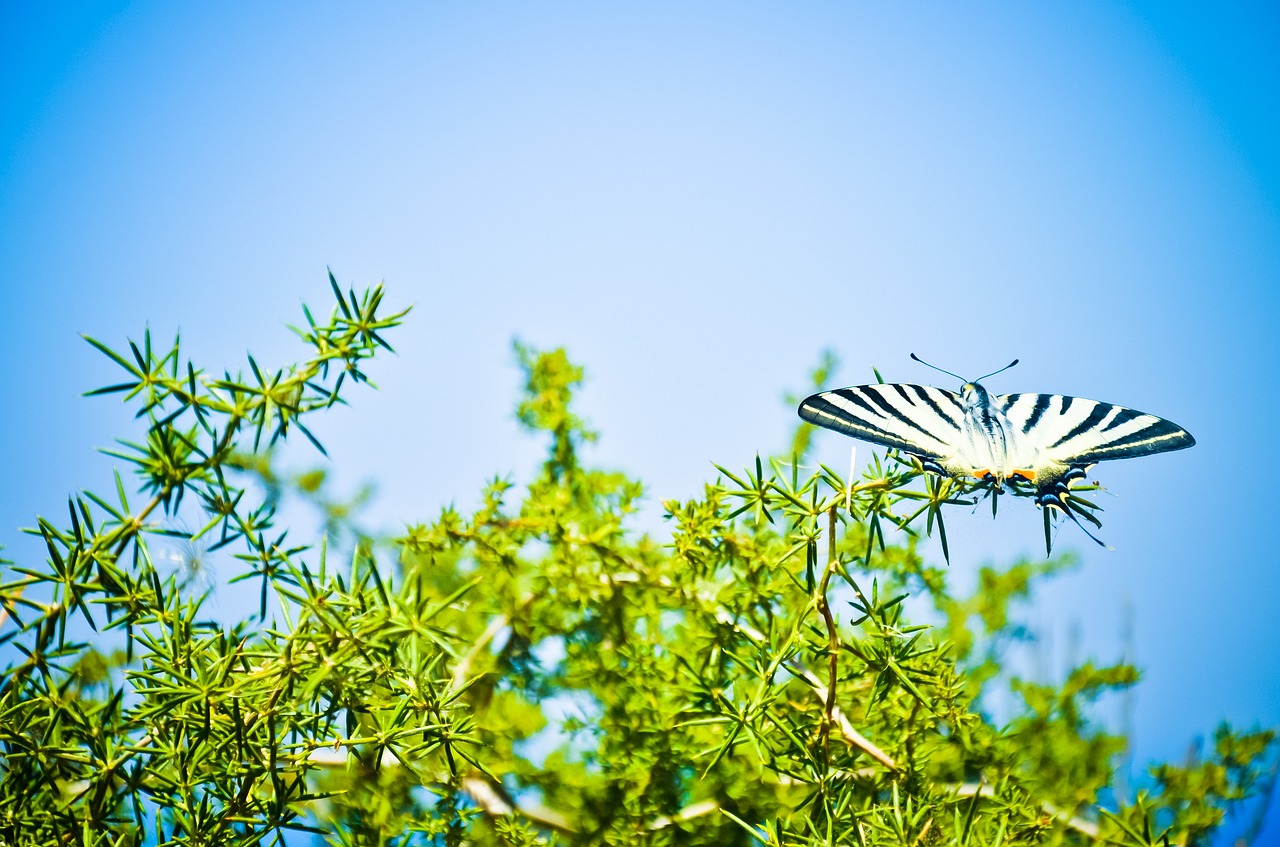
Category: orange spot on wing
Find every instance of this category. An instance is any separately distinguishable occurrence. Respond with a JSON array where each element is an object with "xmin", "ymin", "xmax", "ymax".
[{"xmin": 1010, "ymin": 469, "xmax": 1036, "ymax": 481}]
